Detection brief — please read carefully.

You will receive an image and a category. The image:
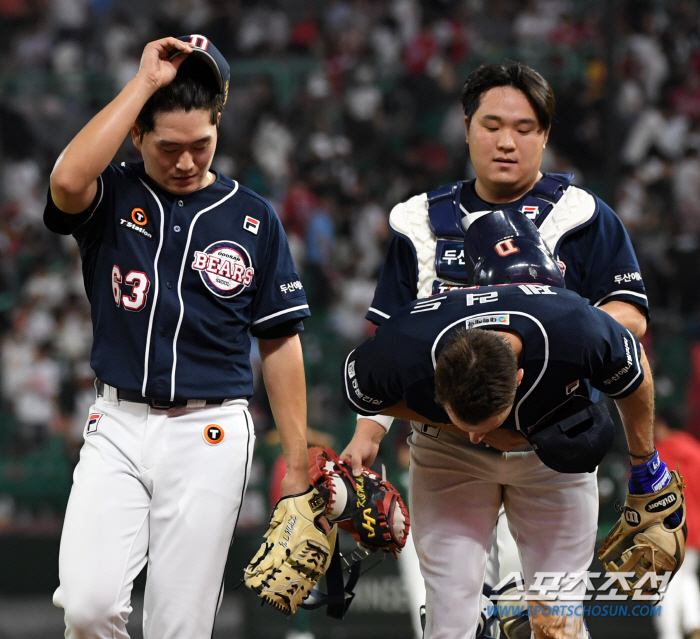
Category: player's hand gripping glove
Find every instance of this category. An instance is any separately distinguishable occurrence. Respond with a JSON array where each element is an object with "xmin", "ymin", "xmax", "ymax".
[
  {"xmin": 244, "ymin": 487, "xmax": 337, "ymax": 615},
  {"xmin": 598, "ymin": 451, "xmax": 686, "ymax": 596},
  {"xmin": 308, "ymin": 446, "xmax": 409, "ymax": 557}
]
